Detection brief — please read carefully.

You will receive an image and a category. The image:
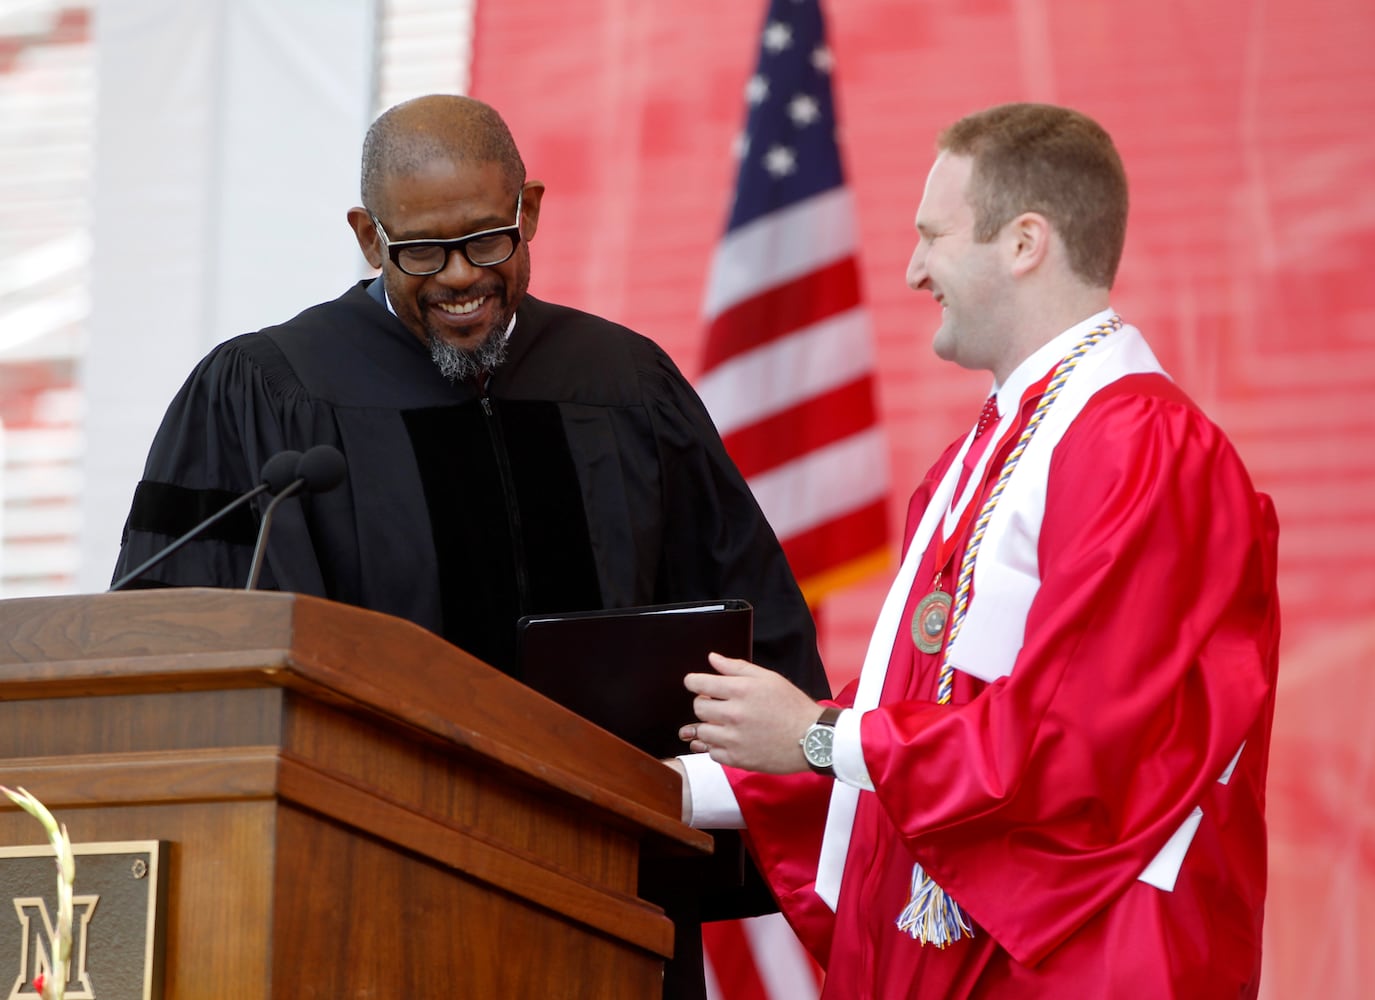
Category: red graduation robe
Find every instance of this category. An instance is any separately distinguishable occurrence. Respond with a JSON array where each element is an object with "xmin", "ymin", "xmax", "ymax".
[{"xmin": 725, "ymin": 370, "xmax": 1280, "ymax": 999}]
